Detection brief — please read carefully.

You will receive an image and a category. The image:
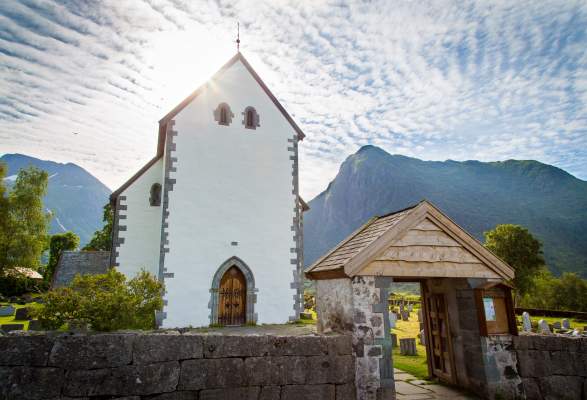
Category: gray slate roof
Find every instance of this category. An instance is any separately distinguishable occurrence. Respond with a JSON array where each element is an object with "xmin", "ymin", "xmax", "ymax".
[{"xmin": 52, "ymin": 251, "xmax": 111, "ymax": 288}]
